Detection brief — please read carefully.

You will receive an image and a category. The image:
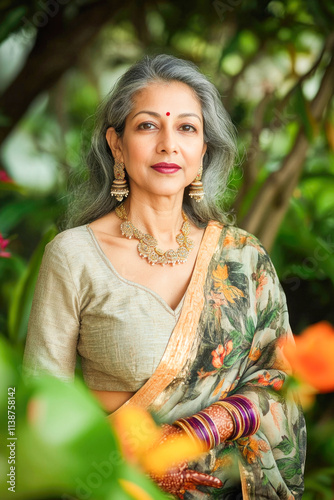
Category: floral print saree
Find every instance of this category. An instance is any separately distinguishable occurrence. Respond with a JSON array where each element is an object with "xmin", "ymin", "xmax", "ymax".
[{"xmin": 117, "ymin": 221, "xmax": 306, "ymax": 499}]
